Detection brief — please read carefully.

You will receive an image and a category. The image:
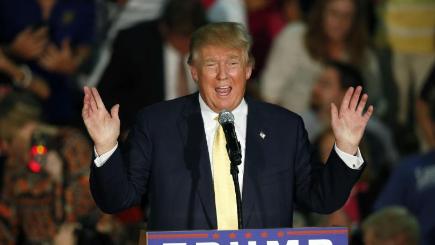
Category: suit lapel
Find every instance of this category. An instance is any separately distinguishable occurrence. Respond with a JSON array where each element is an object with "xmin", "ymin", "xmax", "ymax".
[
  {"xmin": 243, "ymin": 98, "xmax": 267, "ymax": 227},
  {"xmin": 178, "ymin": 94, "xmax": 217, "ymax": 228}
]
